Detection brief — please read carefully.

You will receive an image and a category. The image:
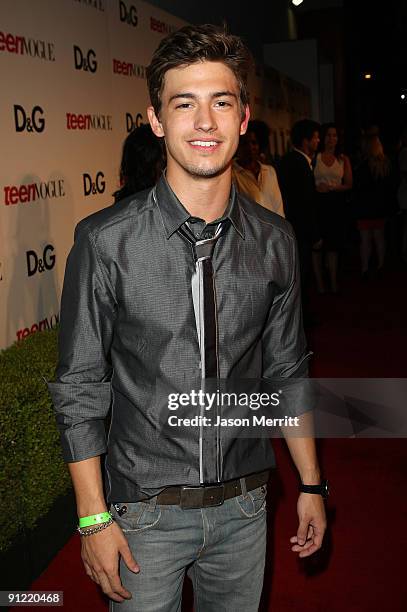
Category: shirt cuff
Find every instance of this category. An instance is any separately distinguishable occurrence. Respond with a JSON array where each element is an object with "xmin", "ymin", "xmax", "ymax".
[{"xmin": 47, "ymin": 381, "xmax": 112, "ymax": 462}]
